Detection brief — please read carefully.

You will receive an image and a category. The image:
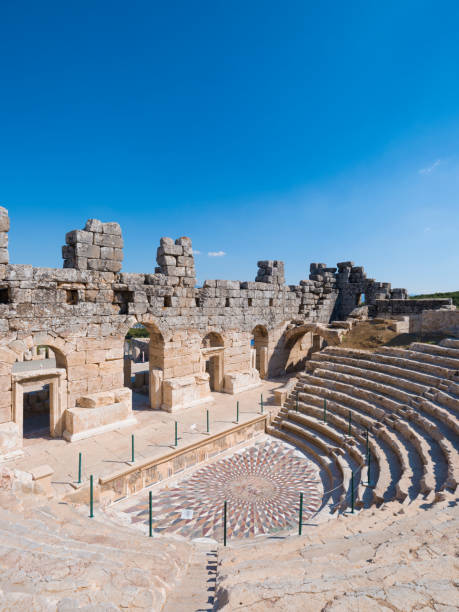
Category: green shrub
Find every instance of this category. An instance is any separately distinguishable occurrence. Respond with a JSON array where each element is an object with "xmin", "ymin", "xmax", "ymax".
[{"xmin": 410, "ymin": 291, "xmax": 459, "ymax": 308}]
